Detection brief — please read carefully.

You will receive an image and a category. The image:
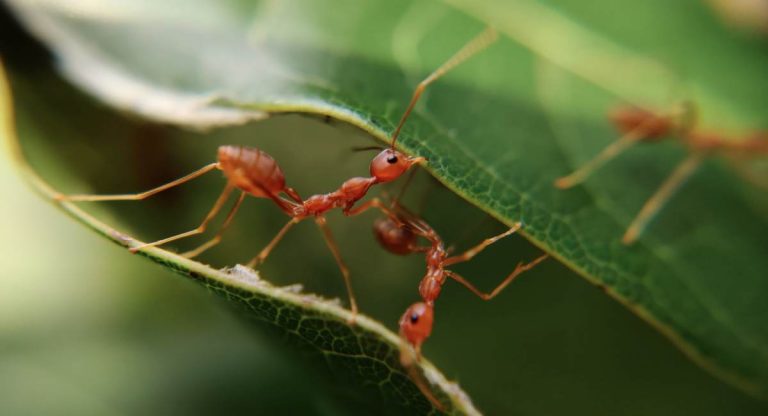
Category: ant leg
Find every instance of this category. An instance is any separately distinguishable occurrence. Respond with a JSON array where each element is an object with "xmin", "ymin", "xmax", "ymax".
[
  {"xmin": 181, "ymin": 191, "xmax": 246, "ymax": 258},
  {"xmin": 284, "ymin": 187, "xmax": 303, "ymax": 204},
  {"xmin": 129, "ymin": 184, "xmax": 234, "ymax": 253},
  {"xmin": 554, "ymin": 129, "xmax": 647, "ymax": 189},
  {"xmin": 389, "ymin": 27, "xmax": 498, "ymax": 146},
  {"xmin": 391, "ymin": 167, "xmax": 419, "ymax": 208},
  {"xmin": 445, "ymin": 253, "xmax": 548, "ymax": 300},
  {"xmin": 444, "ymin": 222, "xmax": 522, "ymax": 266},
  {"xmin": 314, "ymin": 216, "xmax": 358, "ymax": 320},
  {"xmin": 622, "ymin": 153, "xmax": 704, "ymax": 245},
  {"xmin": 348, "ymin": 197, "xmax": 432, "ymax": 237},
  {"xmin": 55, "ymin": 162, "xmax": 220, "ymax": 201},
  {"xmin": 246, "ymin": 217, "xmax": 301, "ymax": 268},
  {"xmin": 345, "ymin": 197, "xmax": 401, "ymax": 224}
]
